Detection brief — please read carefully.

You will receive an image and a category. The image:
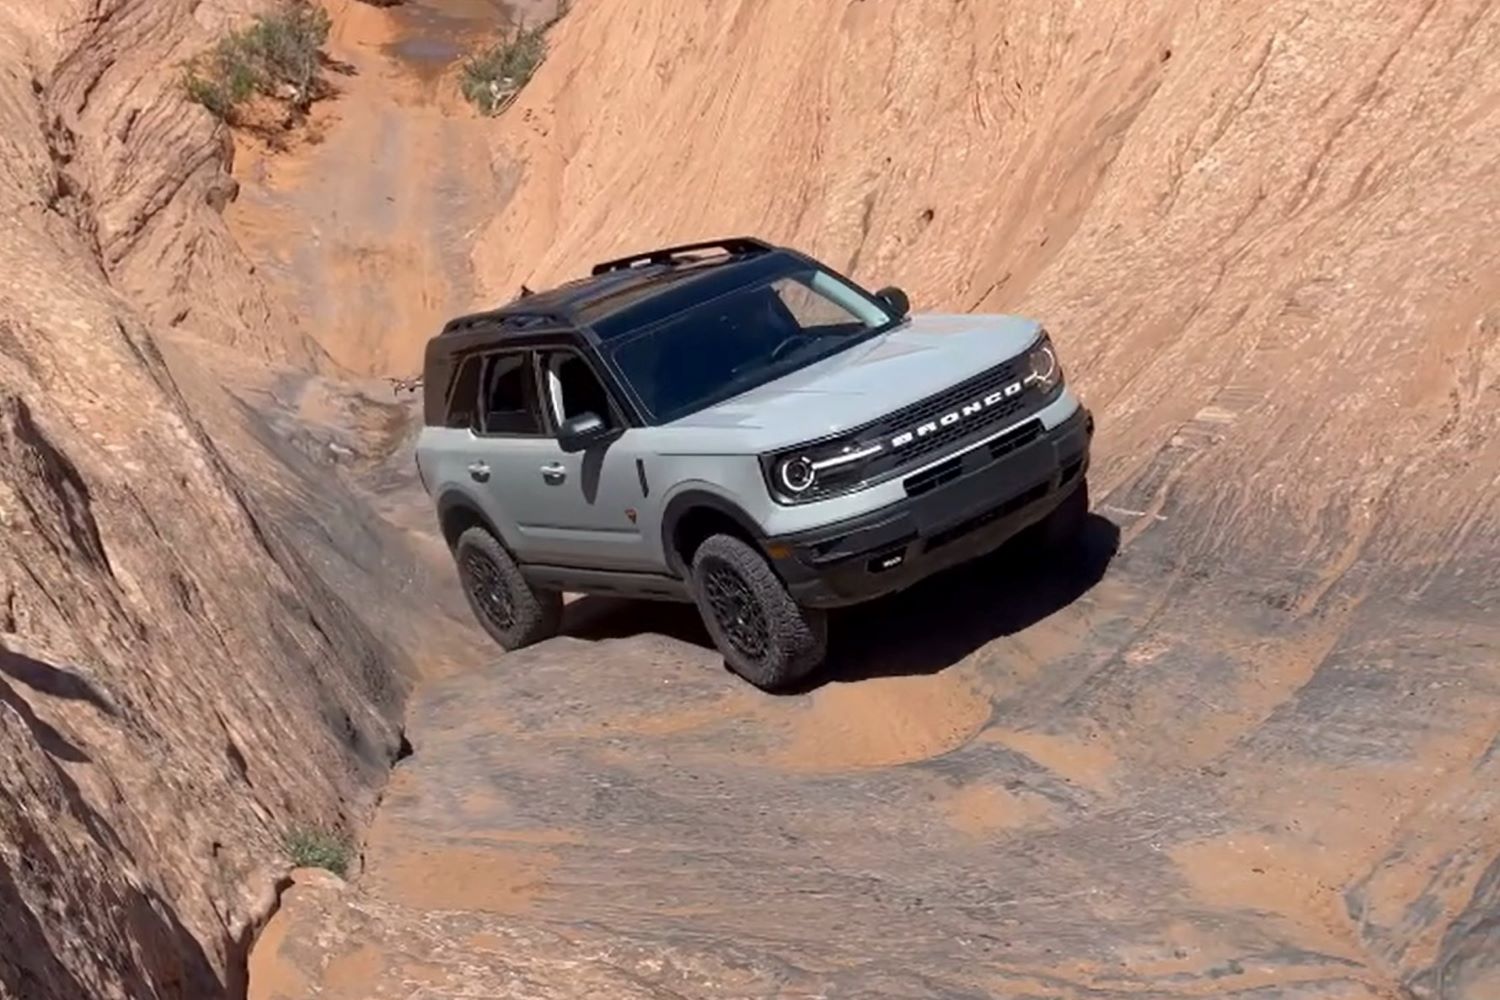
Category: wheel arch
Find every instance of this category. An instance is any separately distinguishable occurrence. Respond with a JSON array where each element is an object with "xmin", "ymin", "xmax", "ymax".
[
  {"xmin": 436, "ymin": 490, "xmax": 502, "ymax": 552},
  {"xmin": 660, "ymin": 489, "xmax": 767, "ymax": 577}
]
